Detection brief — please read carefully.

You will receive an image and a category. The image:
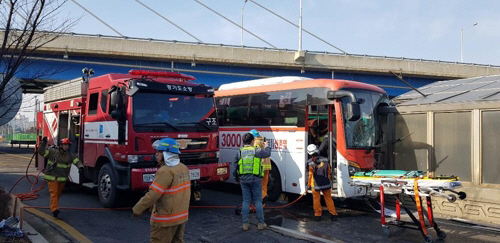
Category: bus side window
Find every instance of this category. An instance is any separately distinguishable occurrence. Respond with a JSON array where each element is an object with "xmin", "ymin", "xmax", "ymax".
[{"xmin": 218, "ymin": 95, "xmax": 250, "ymax": 126}]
